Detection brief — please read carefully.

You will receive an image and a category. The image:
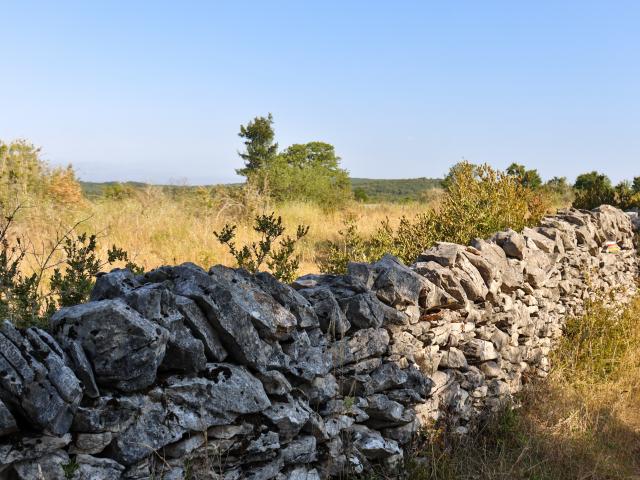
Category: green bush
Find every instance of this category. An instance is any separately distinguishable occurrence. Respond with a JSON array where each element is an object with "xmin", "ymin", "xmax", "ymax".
[
  {"xmin": 214, "ymin": 212, "xmax": 309, "ymax": 282},
  {"xmin": 0, "ymin": 205, "xmax": 142, "ymax": 328},
  {"xmin": 319, "ymin": 162, "xmax": 551, "ymax": 272}
]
